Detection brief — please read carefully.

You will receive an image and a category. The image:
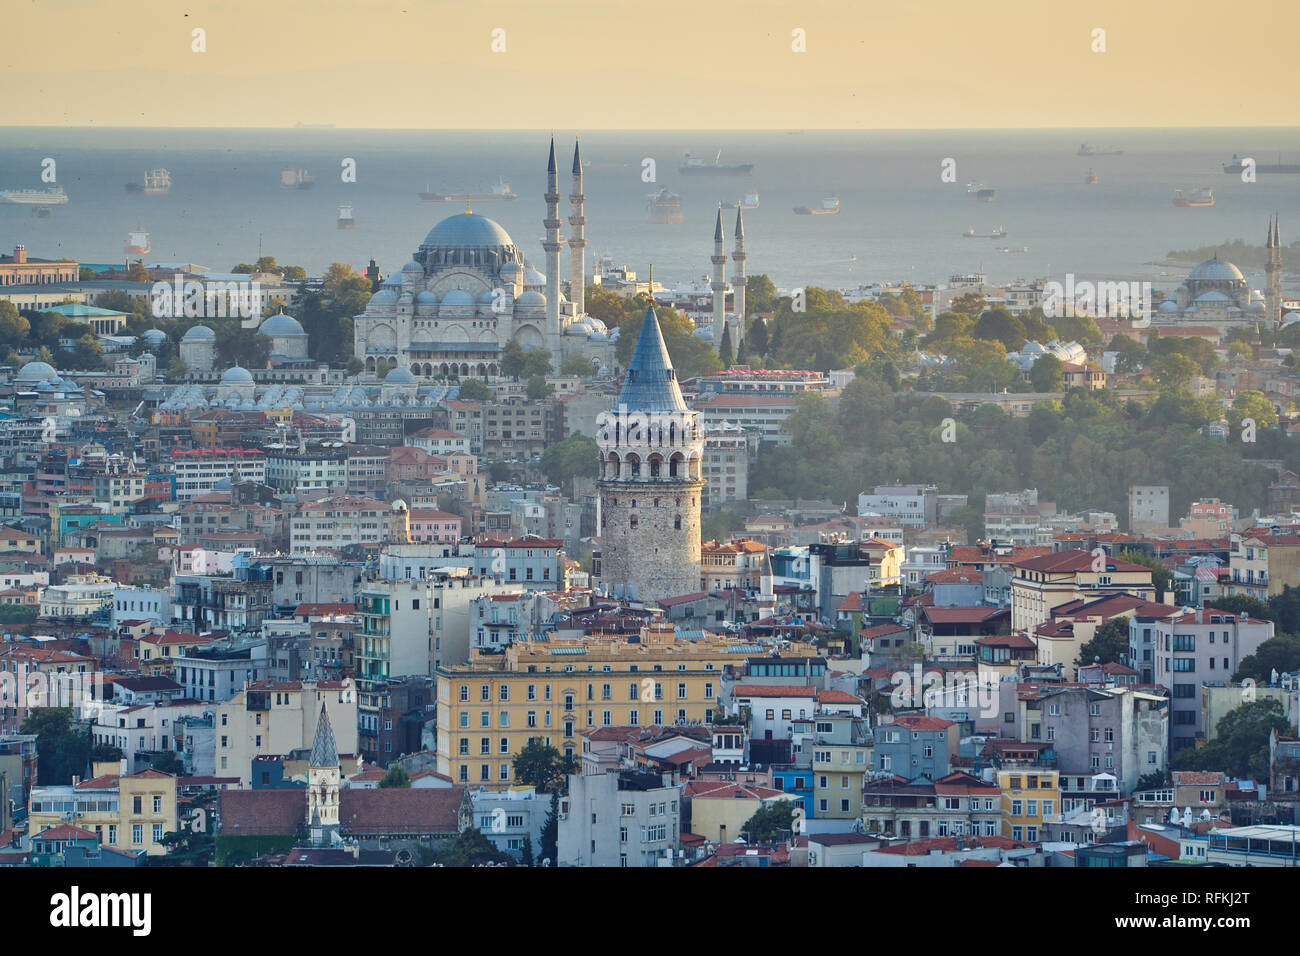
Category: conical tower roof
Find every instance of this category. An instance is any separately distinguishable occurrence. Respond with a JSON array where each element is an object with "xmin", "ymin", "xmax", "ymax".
[
  {"xmin": 617, "ymin": 305, "xmax": 687, "ymax": 413},
  {"xmin": 572, "ymin": 138, "xmax": 583, "ymax": 177},
  {"xmin": 309, "ymin": 703, "xmax": 339, "ymax": 768}
]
